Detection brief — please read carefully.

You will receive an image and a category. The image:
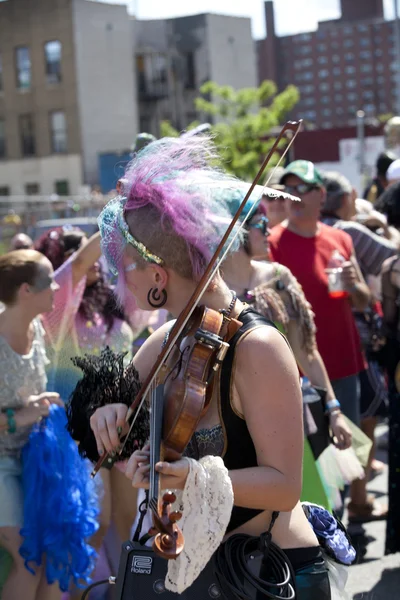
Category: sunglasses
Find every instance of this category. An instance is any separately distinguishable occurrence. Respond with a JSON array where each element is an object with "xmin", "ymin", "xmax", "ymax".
[
  {"xmin": 248, "ymin": 215, "xmax": 269, "ymax": 236},
  {"xmin": 284, "ymin": 183, "xmax": 318, "ymax": 196}
]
